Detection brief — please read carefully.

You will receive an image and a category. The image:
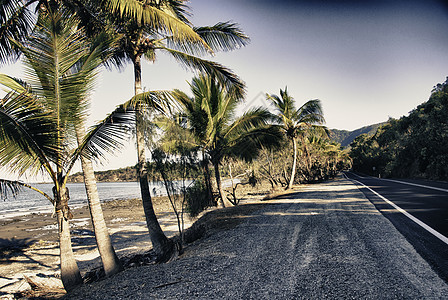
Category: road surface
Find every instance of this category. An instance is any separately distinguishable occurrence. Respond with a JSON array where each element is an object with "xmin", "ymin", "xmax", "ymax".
[
  {"xmin": 344, "ymin": 171, "xmax": 448, "ymax": 282},
  {"xmin": 67, "ymin": 178, "xmax": 448, "ymax": 299}
]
